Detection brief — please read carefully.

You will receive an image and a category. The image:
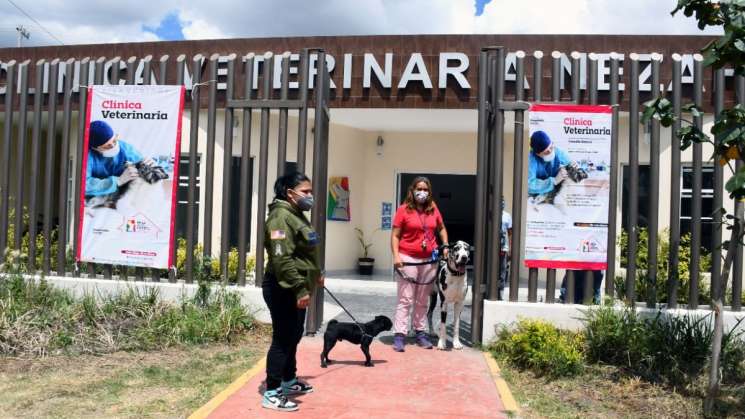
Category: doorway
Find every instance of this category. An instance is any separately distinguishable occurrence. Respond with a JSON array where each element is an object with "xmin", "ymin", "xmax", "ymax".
[{"xmin": 397, "ymin": 173, "xmax": 476, "ymax": 246}]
